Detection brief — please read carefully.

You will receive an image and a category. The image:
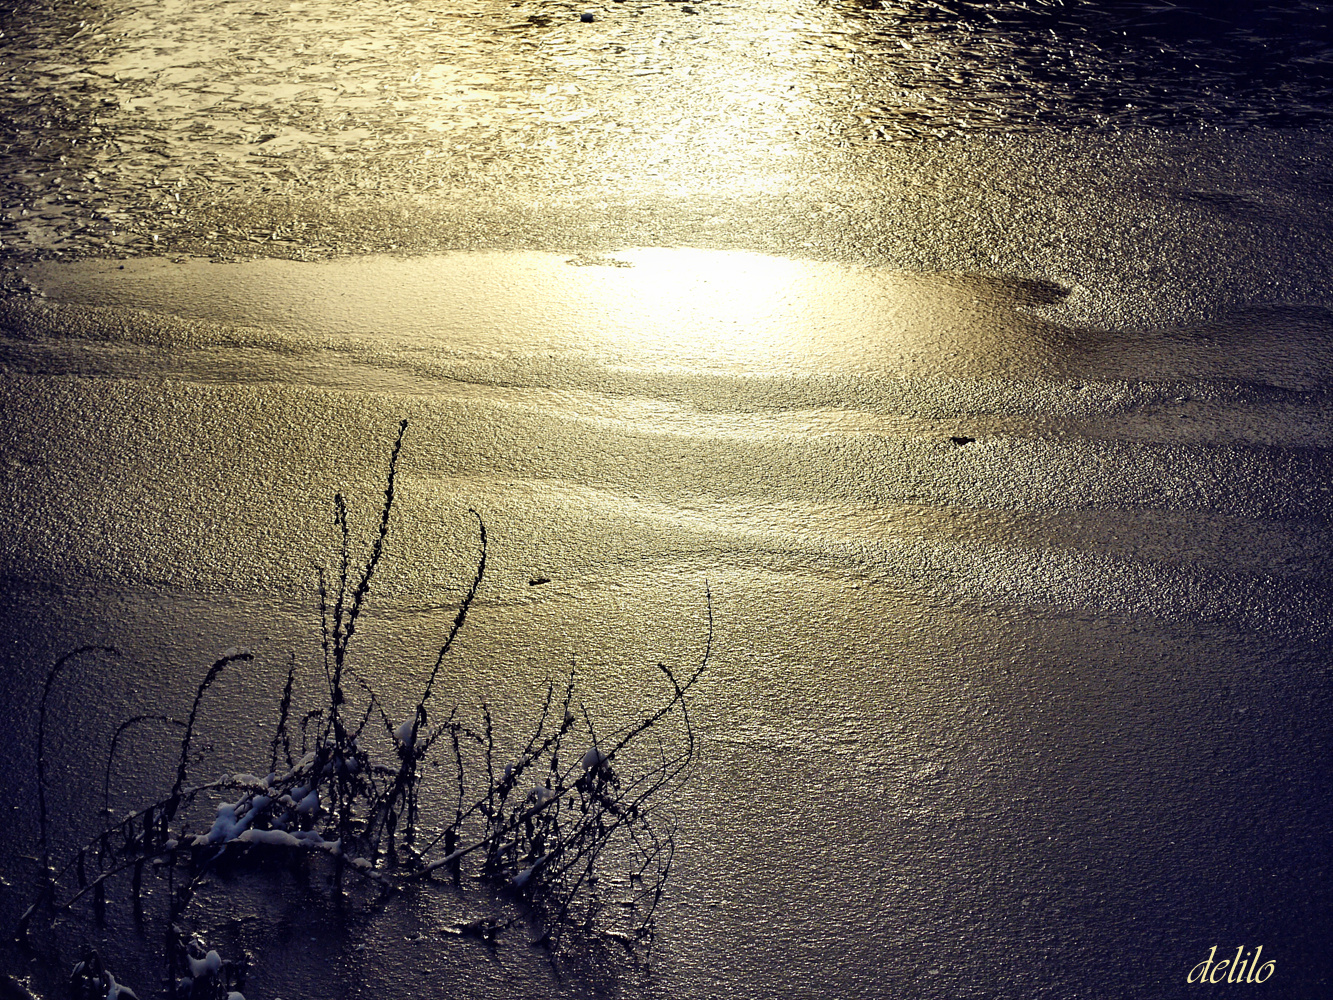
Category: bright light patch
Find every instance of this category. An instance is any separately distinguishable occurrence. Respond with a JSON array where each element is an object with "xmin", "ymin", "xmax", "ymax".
[{"xmin": 21, "ymin": 249, "xmax": 1072, "ymax": 379}]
